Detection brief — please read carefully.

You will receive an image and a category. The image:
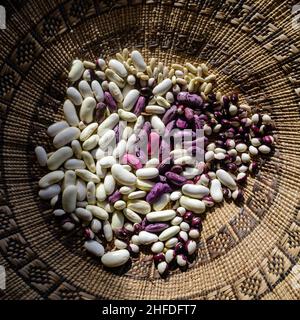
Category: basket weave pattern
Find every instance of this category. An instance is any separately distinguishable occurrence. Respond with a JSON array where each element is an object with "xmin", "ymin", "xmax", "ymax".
[{"xmin": 0, "ymin": 0, "xmax": 300, "ymax": 300}]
